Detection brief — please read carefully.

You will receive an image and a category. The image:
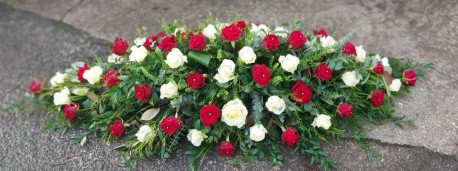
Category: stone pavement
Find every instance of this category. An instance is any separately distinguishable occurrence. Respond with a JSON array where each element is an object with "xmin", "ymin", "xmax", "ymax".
[{"xmin": 0, "ymin": 0, "xmax": 457, "ymax": 170}]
